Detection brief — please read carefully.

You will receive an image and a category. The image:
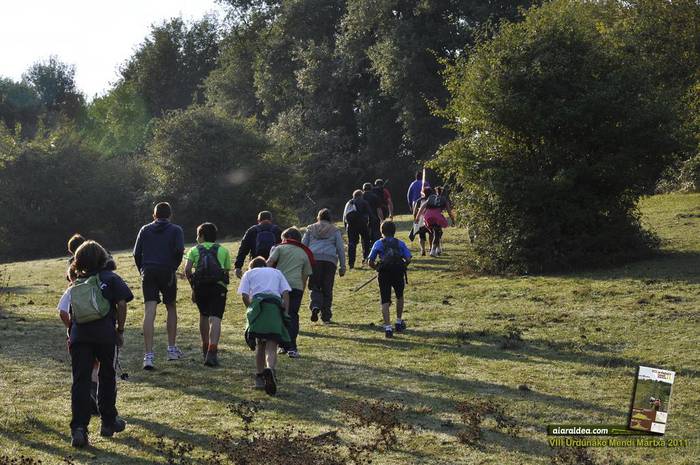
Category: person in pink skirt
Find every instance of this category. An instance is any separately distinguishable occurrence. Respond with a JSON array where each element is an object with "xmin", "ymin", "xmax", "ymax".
[{"xmin": 414, "ymin": 186, "xmax": 456, "ymax": 257}]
